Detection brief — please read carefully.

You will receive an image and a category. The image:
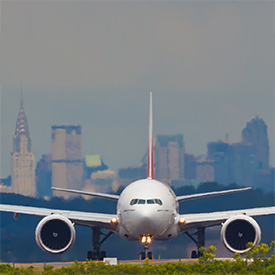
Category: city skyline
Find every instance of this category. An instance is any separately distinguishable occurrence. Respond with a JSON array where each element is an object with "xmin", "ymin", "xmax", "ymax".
[{"xmin": 1, "ymin": 1, "xmax": 274, "ymax": 177}]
